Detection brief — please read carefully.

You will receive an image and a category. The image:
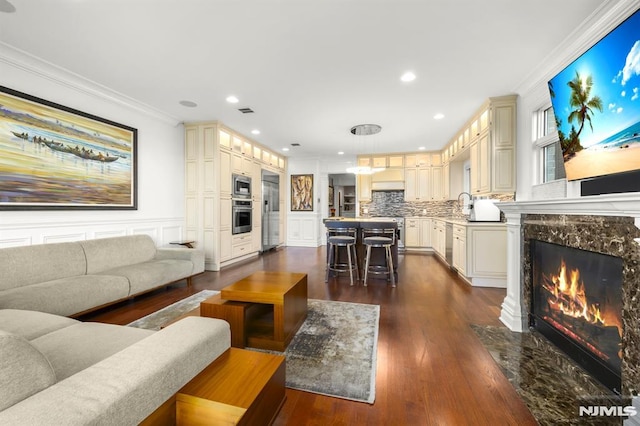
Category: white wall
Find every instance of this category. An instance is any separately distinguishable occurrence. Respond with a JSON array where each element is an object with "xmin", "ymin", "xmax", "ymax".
[
  {"xmin": 513, "ymin": 0, "xmax": 640, "ymax": 201},
  {"xmin": 285, "ymin": 156, "xmax": 355, "ymax": 247},
  {"xmin": 0, "ymin": 44, "xmax": 186, "ymax": 247}
]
